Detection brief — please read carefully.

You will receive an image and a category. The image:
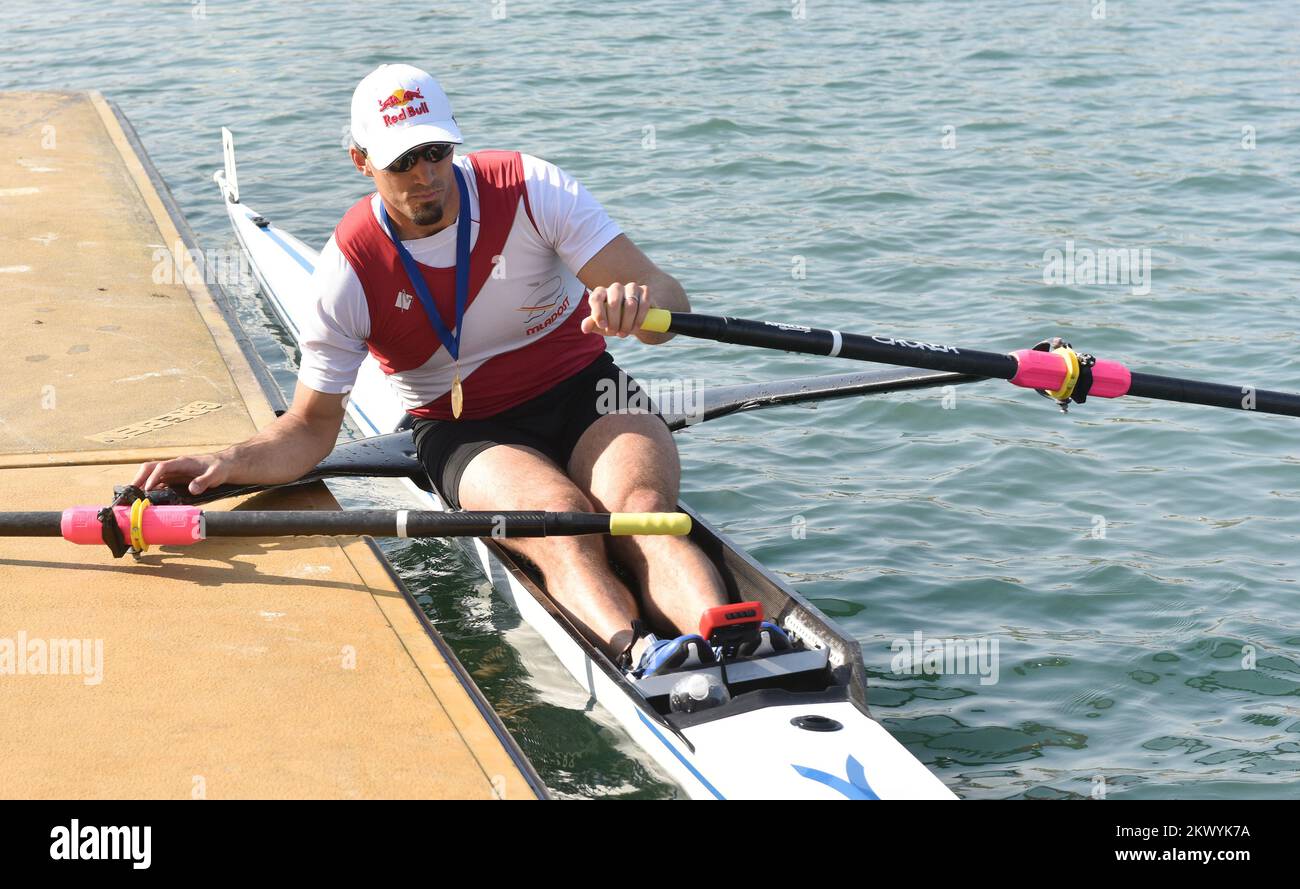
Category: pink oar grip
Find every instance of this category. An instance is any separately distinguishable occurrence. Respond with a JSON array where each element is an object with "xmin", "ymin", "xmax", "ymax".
[
  {"xmin": 1009, "ymin": 350, "xmax": 1132, "ymax": 399},
  {"xmin": 1086, "ymin": 359, "xmax": 1132, "ymax": 398},
  {"xmin": 61, "ymin": 505, "xmax": 204, "ymax": 546}
]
